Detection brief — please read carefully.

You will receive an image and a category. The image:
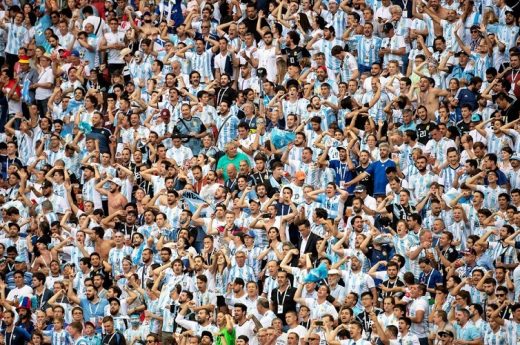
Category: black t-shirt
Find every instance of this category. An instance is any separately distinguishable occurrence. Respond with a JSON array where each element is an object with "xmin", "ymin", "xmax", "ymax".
[
  {"xmin": 415, "ymin": 121, "xmax": 436, "ymax": 145},
  {"xmin": 355, "ymin": 165, "xmax": 373, "ymax": 195},
  {"xmin": 456, "ymin": 120, "xmax": 471, "ymax": 135},
  {"xmin": 270, "ymin": 286, "xmax": 297, "ymax": 323},
  {"xmin": 385, "ymin": 203, "xmax": 416, "ymax": 227},
  {"xmin": 241, "ymin": 17, "xmax": 269, "ymax": 41},
  {"xmin": 501, "ymin": 100, "xmax": 520, "ymax": 123},
  {"xmin": 356, "ymin": 308, "xmax": 383, "ymax": 335},
  {"xmin": 379, "ymin": 278, "xmax": 405, "ymax": 299},
  {"xmin": 439, "ymin": 245, "xmax": 458, "ymax": 280},
  {"xmin": 283, "ymin": 46, "xmax": 311, "ymax": 66},
  {"xmin": 87, "ymin": 127, "xmax": 112, "ymax": 153}
]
